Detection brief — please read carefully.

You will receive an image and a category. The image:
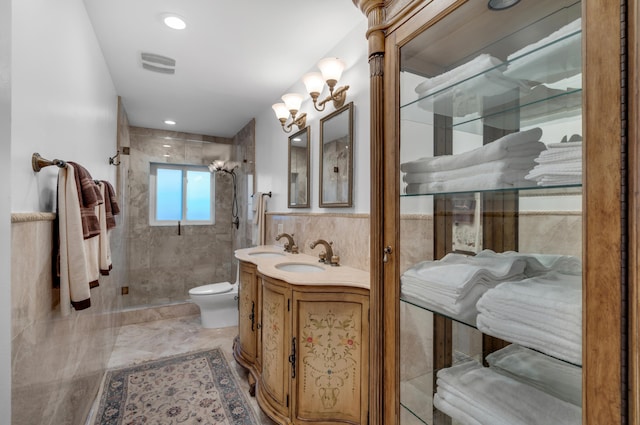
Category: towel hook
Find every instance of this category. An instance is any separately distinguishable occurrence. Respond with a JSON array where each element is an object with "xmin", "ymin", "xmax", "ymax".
[{"xmin": 109, "ymin": 150, "xmax": 121, "ymax": 166}]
